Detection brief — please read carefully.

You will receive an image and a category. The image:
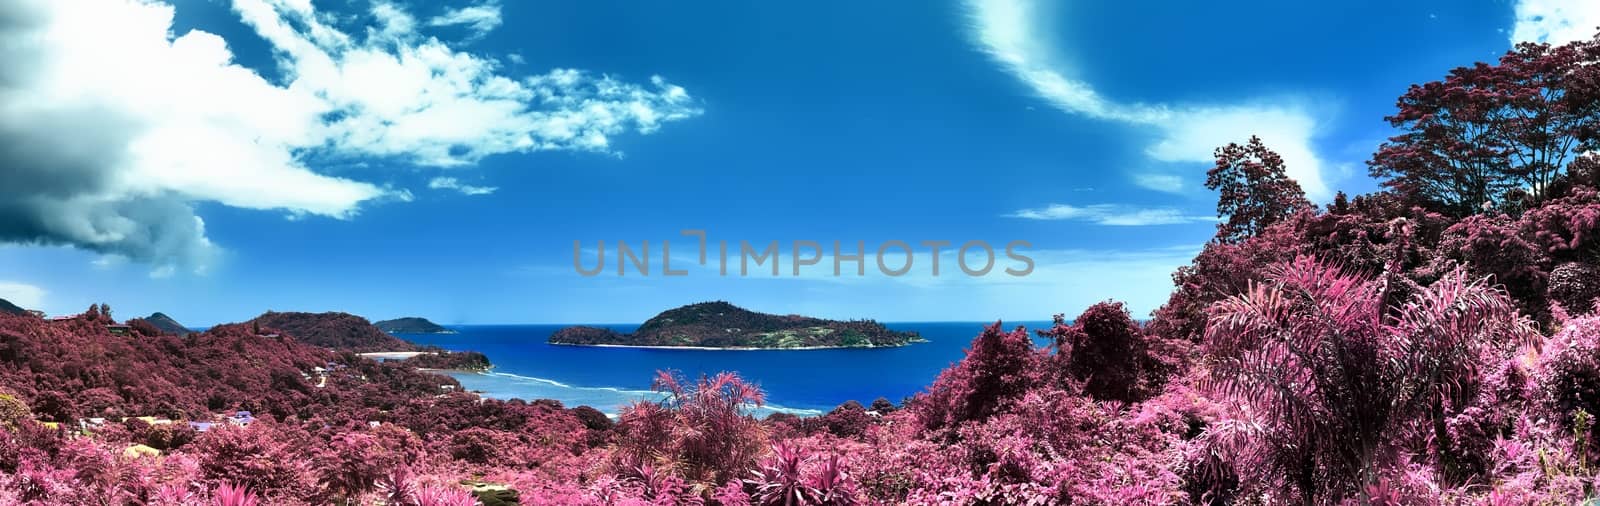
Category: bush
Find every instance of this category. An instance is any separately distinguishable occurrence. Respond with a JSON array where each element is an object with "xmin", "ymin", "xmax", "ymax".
[{"xmin": 913, "ymin": 322, "xmax": 1042, "ymax": 431}]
